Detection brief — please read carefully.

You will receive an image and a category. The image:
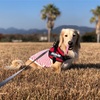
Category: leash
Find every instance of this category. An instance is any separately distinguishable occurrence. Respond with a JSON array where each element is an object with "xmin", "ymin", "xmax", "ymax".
[{"xmin": 0, "ymin": 49, "xmax": 49, "ymax": 87}]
